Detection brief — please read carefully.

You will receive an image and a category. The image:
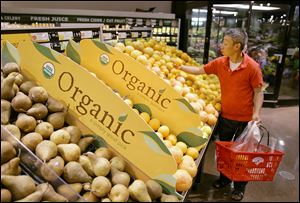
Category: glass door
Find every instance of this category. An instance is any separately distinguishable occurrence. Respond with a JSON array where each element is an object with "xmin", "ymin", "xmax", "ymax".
[
  {"xmin": 247, "ymin": 2, "xmax": 291, "ymax": 100},
  {"xmin": 209, "ymin": 3, "xmax": 250, "ymax": 61},
  {"xmin": 278, "ymin": 5, "xmax": 299, "ymax": 101},
  {"xmin": 186, "ymin": 7, "xmax": 208, "ymax": 64}
]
